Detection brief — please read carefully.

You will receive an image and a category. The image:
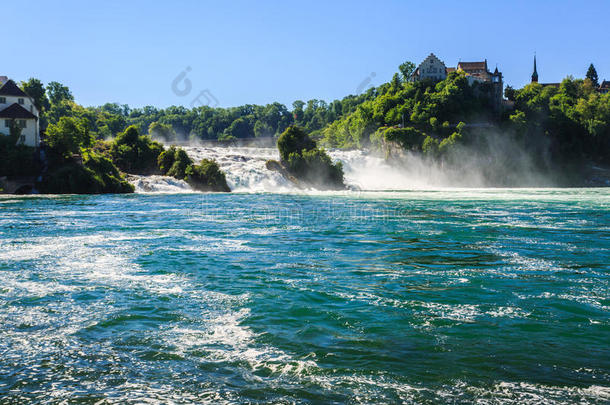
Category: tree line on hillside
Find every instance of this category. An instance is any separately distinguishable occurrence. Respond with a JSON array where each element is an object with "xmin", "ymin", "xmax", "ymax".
[{"xmin": 19, "ymin": 78, "xmax": 377, "ymax": 143}]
